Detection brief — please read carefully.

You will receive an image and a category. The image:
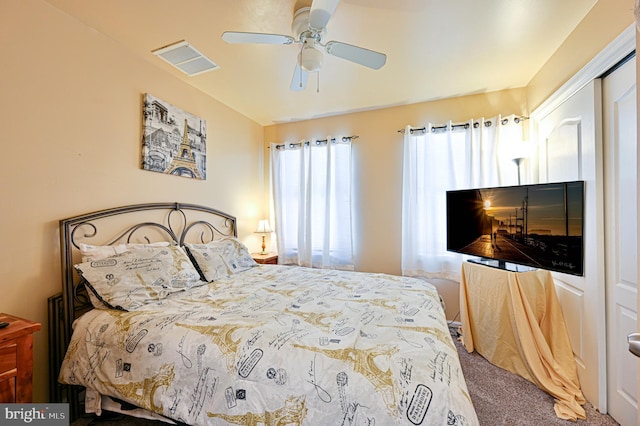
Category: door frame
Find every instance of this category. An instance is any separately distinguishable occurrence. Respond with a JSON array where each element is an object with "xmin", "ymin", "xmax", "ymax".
[{"xmin": 529, "ymin": 24, "xmax": 635, "ymax": 411}]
